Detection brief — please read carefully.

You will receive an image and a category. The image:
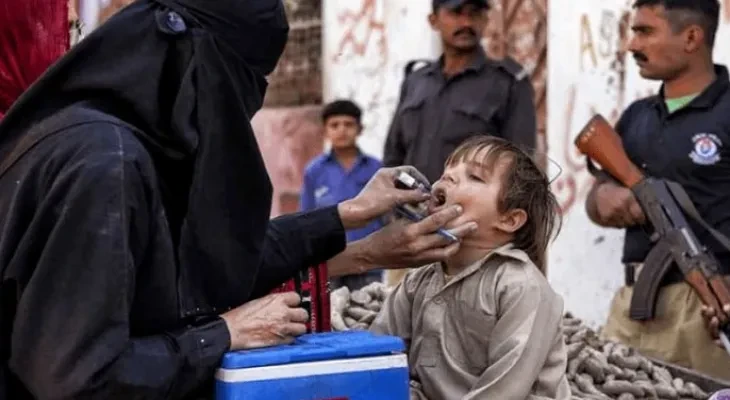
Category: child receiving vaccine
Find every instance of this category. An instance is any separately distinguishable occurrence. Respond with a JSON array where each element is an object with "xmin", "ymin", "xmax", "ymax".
[{"xmin": 371, "ymin": 136, "xmax": 570, "ymax": 400}]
